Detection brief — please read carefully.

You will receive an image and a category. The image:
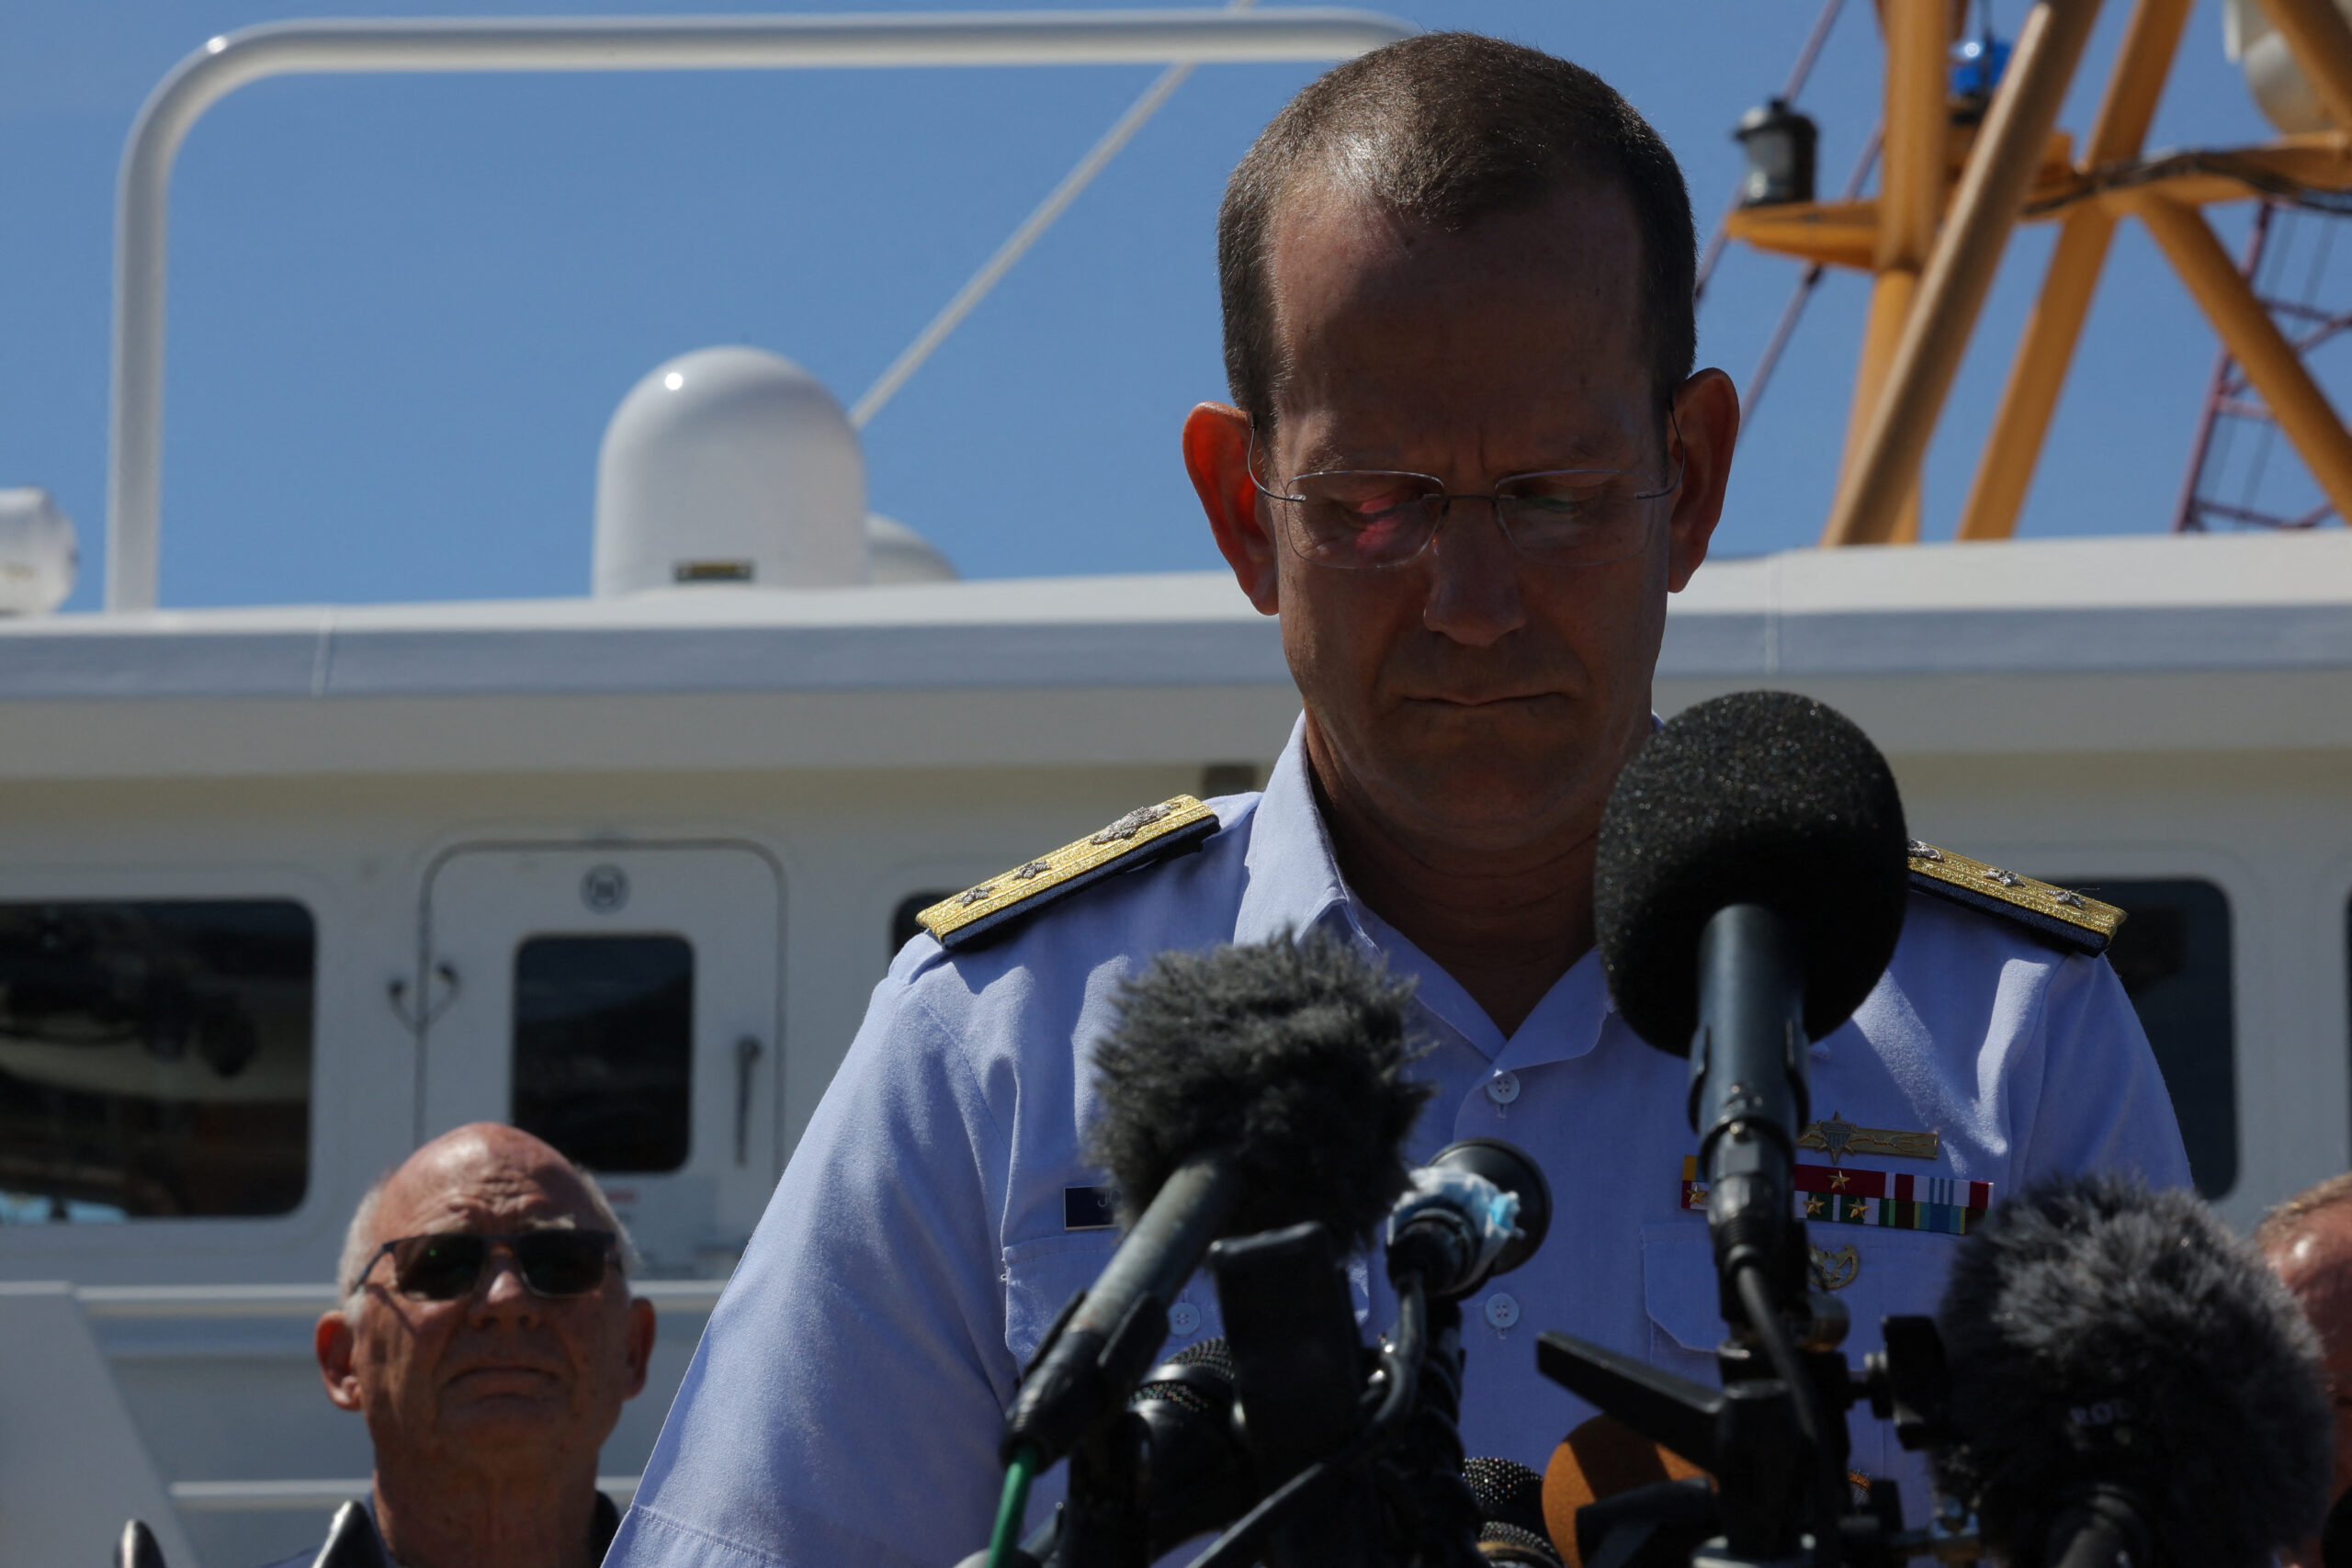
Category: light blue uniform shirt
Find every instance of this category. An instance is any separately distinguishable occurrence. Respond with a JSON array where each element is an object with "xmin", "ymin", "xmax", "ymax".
[{"xmin": 608, "ymin": 719, "xmax": 2189, "ymax": 1568}]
